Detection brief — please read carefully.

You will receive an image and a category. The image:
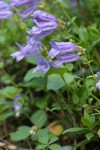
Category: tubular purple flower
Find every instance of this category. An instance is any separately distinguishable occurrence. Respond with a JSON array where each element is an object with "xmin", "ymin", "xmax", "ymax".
[
  {"xmin": 14, "ymin": 93, "xmax": 23, "ymax": 116},
  {"xmin": 33, "ymin": 56, "xmax": 51, "ymax": 73},
  {"xmin": 31, "ymin": 10, "xmax": 57, "ymax": 22},
  {"xmin": 27, "ymin": 22, "xmax": 58, "ymax": 39},
  {"xmin": 49, "ymin": 41, "xmax": 78, "ymax": 58},
  {"xmin": 96, "ymin": 71, "xmax": 100, "ymax": 90},
  {"xmin": 10, "ymin": 0, "xmax": 41, "ymax": 19},
  {"xmin": 0, "ymin": 1, "xmax": 13, "ymax": 19},
  {"xmin": 28, "ymin": 10, "xmax": 58, "ymax": 39},
  {"xmin": 11, "ymin": 37, "xmax": 42, "ymax": 62},
  {"xmin": 56, "ymin": 53, "xmax": 80, "ymax": 62},
  {"xmin": 51, "ymin": 60, "xmax": 64, "ymax": 68},
  {"xmin": 51, "ymin": 54, "xmax": 80, "ymax": 68},
  {"xmin": 97, "ymin": 71, "xmax": 100, "ymax": 79}
]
